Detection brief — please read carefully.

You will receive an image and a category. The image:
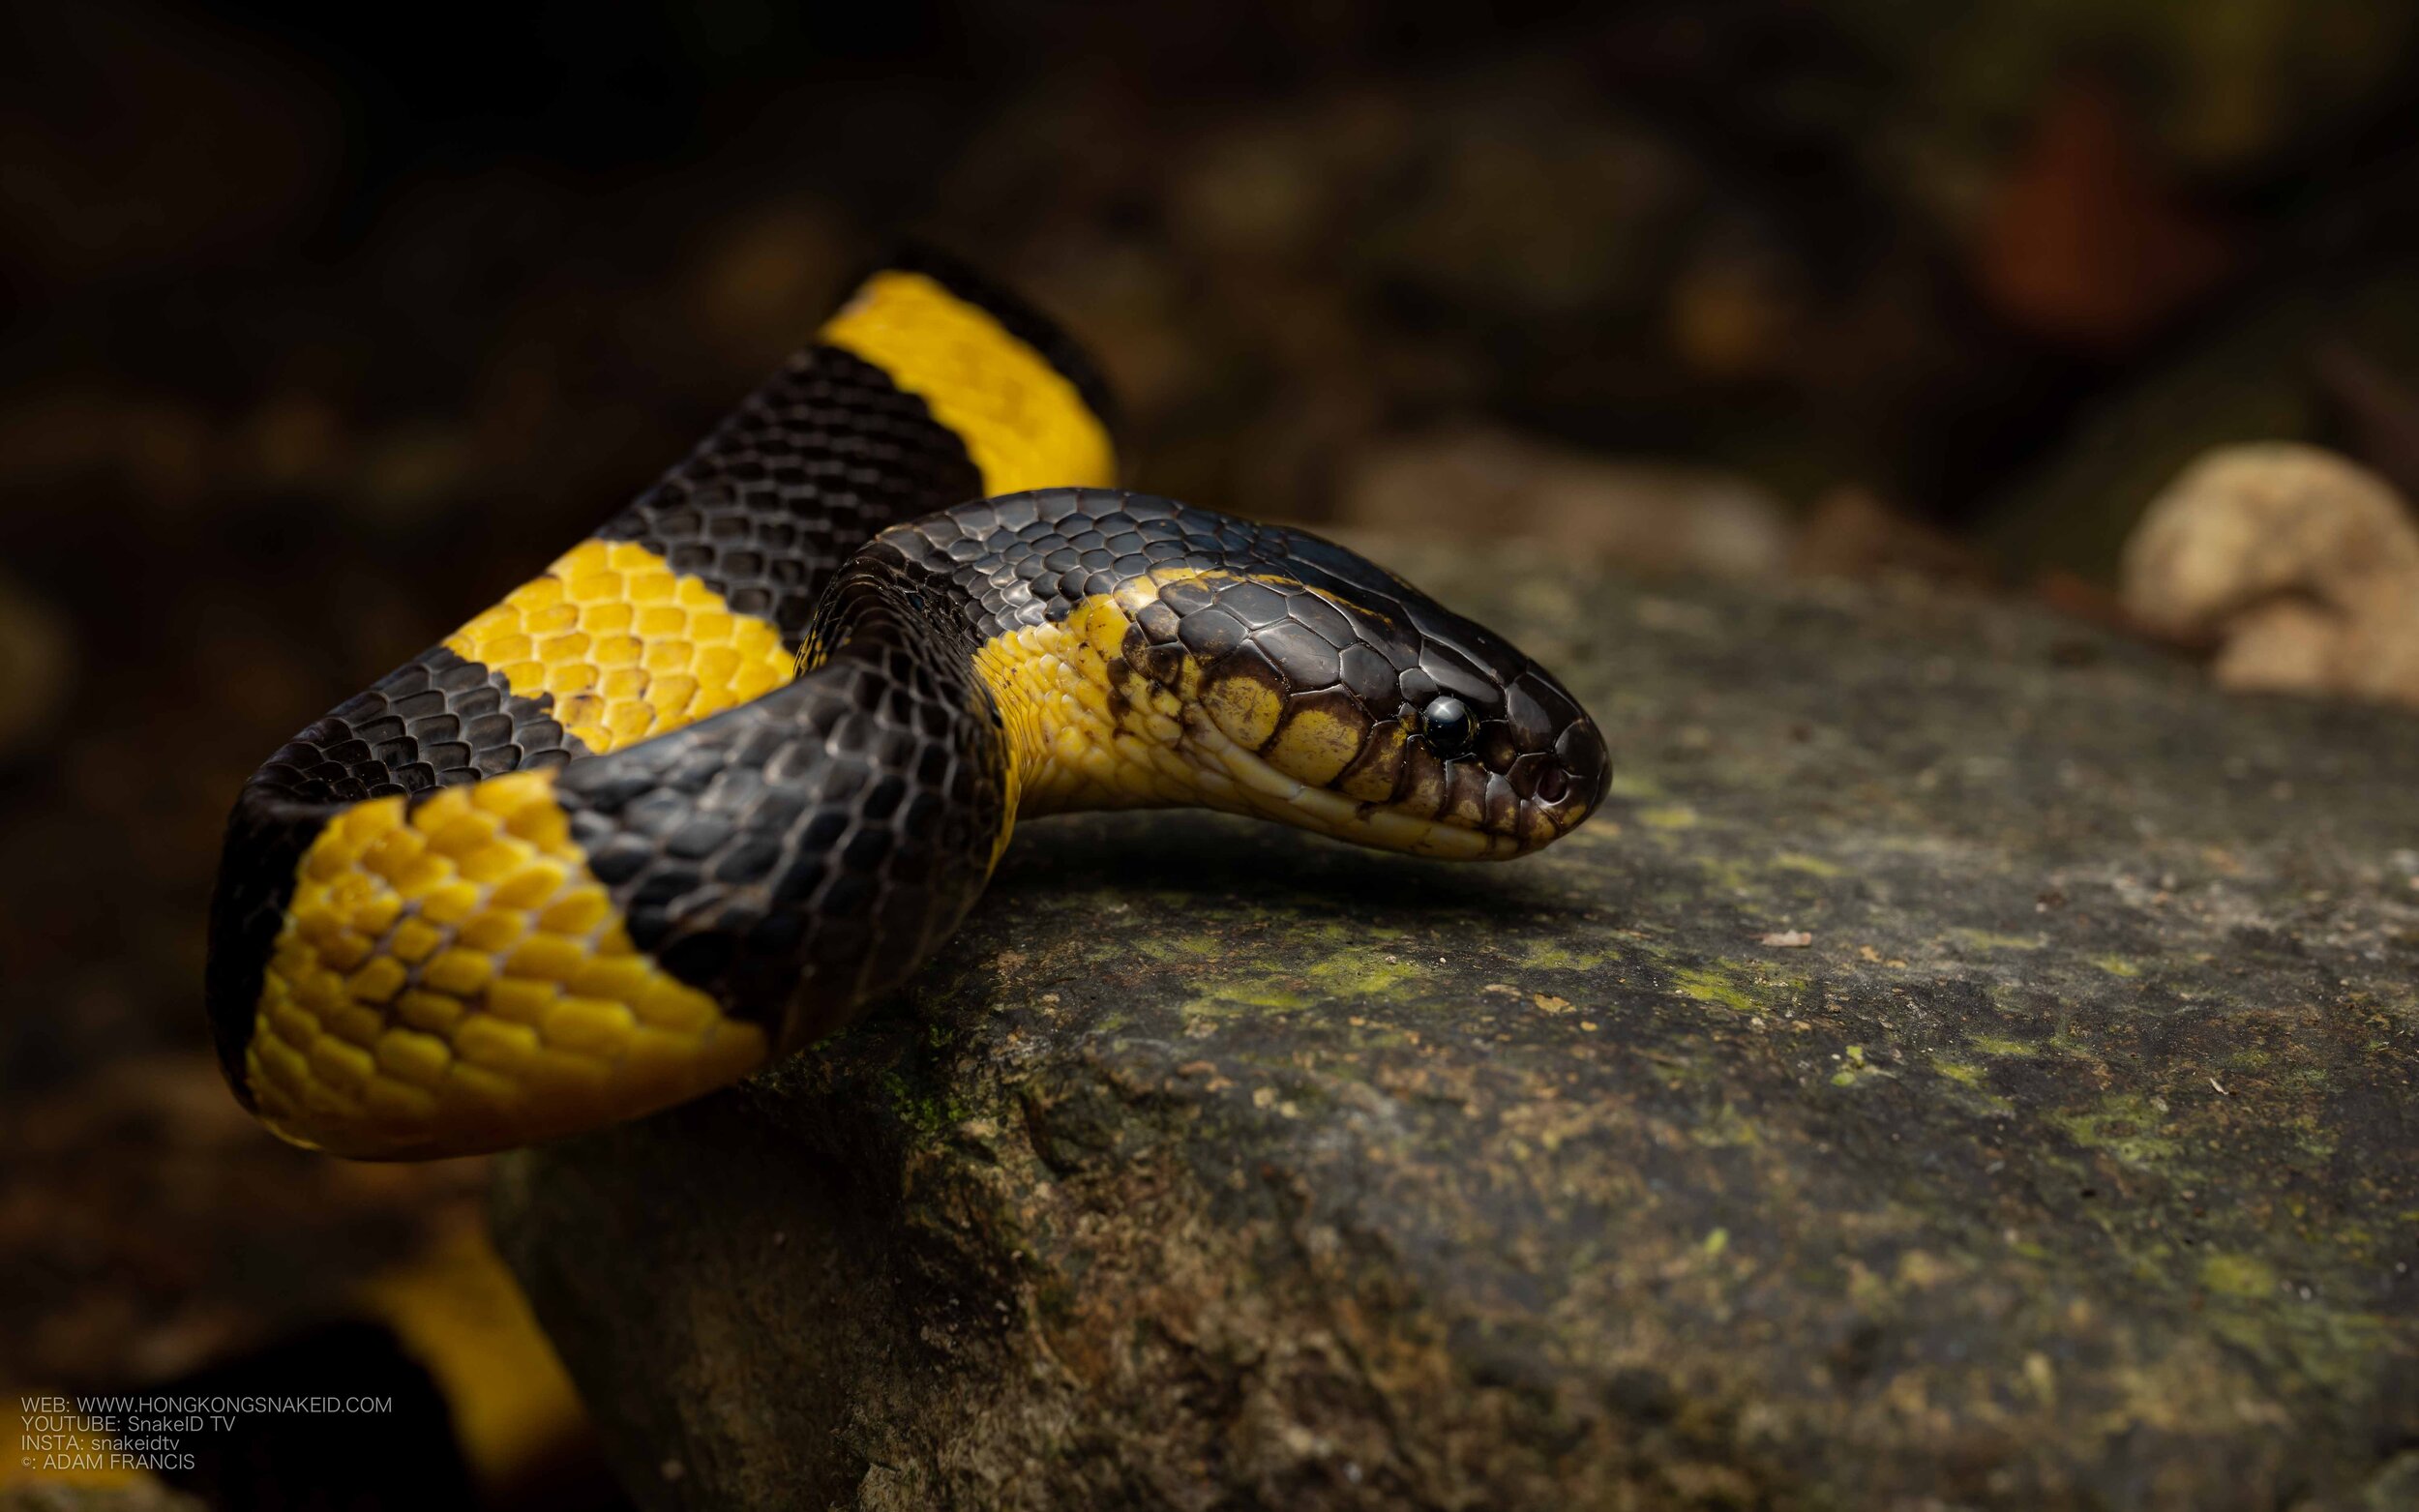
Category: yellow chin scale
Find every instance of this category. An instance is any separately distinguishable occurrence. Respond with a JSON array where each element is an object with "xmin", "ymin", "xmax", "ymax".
[
  {"xmin": 820, "ymin": 271, "xmax": 1117, "ymax": 495},
  {"xmin": 444, "ymin": 538, "xmax": 795, "ymax": 756},
  {"xmin": 247, "ymin": 769, "xmax": 767, "ymax": 1158}
]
